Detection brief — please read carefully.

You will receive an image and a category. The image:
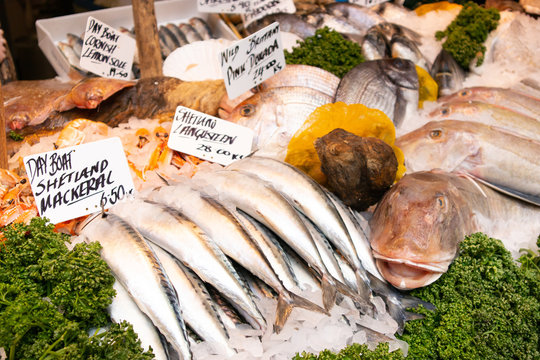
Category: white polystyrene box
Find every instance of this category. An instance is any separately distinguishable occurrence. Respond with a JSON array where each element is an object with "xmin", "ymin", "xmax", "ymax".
[{"xmin": 36, "ymin": 0, "xmax": 237, "ymax": 80}]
